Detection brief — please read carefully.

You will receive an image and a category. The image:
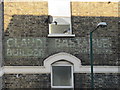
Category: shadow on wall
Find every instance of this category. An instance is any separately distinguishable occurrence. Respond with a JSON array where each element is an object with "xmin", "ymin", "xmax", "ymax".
[
  {"xmin": 3, "ymin": 15, "xmax": 119, "ymax": 66},
  {"xmin": 4, "ymin": 15, "xmax": 119, "ymax": 37},
  {"xmin": 0, "ymin": 77, "xmax": 2, "ymax": 90},
  {"xmin": 5, "ymin": 15, "xmax": 49, "ymax": 37}
]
